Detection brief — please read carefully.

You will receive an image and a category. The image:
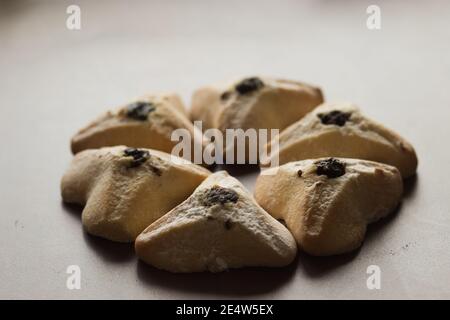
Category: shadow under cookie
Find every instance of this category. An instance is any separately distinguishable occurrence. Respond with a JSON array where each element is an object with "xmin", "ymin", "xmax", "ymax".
[
  {"xmin": 61, "ymin": 201, "xmax": 83, "ymax": 220},
  {"xmin": 214, "ymin": 163, "xmax": 260, "ymax": 177},
  {"xmin": 297, "ymin": 203, "xmax": 403, "ymax": 278},
  {"xmin": 82, "ymin": 230, "xmax": 135, "ymax": 263},
  {"xmin": 403, "ymin": 174, "xmax": 419, "ymax": 199},
  {"xmin": 297, "ymin": 250, "xmax": 360, "ymax": 278},
  {"xmin": 61, "ymin": 200, "xmax": 136, "ymax": 263},
  {"xmin": 136, "ymin": 257, "xmax": 298, "ymax": 297}
]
